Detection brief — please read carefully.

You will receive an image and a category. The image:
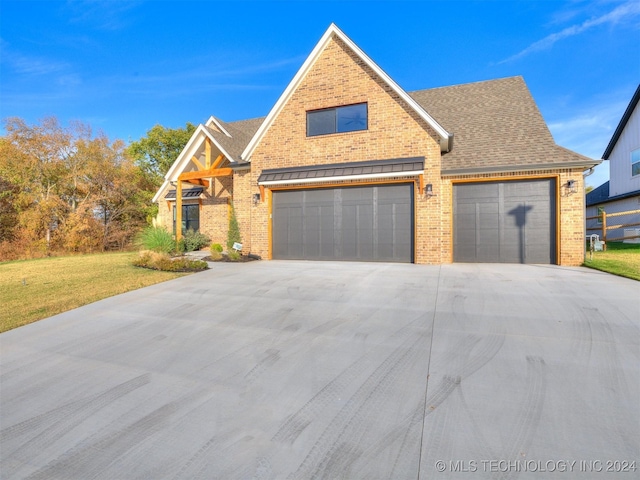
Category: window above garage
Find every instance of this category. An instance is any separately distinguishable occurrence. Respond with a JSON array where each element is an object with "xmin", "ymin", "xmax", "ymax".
[{"xmin": 307, "ymin": 103, "xmax": 368, "ymax": 136}]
